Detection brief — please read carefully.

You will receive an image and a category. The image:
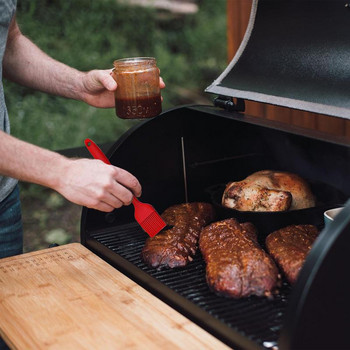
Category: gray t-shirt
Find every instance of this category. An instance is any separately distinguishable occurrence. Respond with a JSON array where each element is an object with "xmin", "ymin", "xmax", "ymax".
[{"xmin": 0, "ymin": 0, "xmax": 18, "ymax": 202}]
